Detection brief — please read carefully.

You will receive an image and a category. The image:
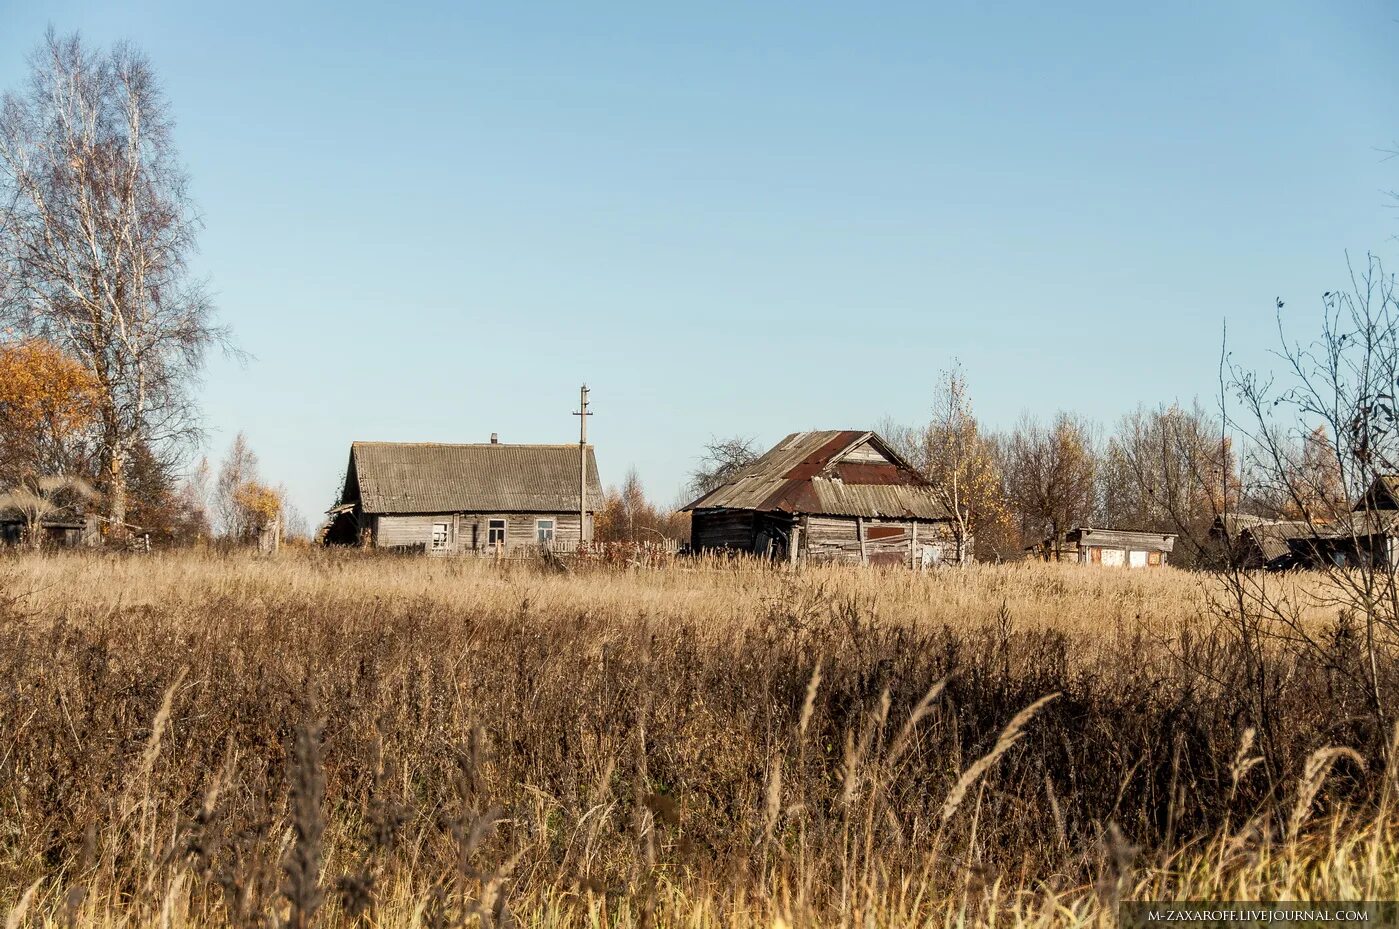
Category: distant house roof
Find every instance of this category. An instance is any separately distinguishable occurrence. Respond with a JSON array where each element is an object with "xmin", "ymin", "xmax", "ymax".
[
  {"xmin": 1238, "ymin": 520, "xmax": 1313, "ymax": 562},
  {"xmin": 683, "ymin": 430, "xmax": 953, "ymax": 520},
  {"xmin": 1029, "ymin": 526, "xmax": 1177, "ymax": 553},
  {"xmin": 342, "ymin": 442, "xmax": 602, "ymax": 515},
  {"xmin": 1312, "ymin": 510, "xmax": 1399, "ymax": 540},
  {"xmin": 1212, "ymin": 512, "xmax": 1274, "ymax": 538}
]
